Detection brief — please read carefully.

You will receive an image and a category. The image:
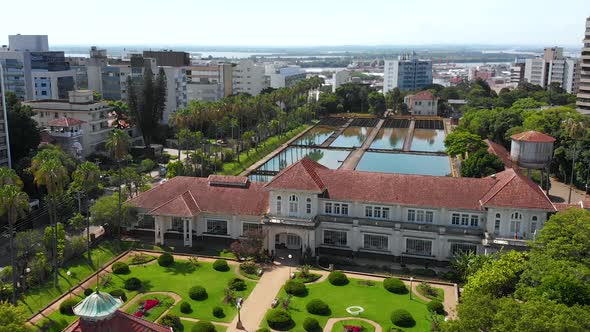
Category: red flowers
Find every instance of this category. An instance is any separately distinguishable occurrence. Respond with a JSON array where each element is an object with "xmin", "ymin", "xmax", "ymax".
[{"xmin": 134, "ymin": 299, "xmax": 160, "ymax": 317}]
